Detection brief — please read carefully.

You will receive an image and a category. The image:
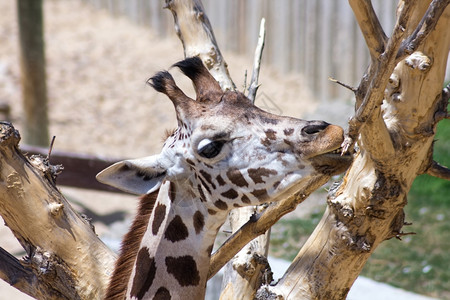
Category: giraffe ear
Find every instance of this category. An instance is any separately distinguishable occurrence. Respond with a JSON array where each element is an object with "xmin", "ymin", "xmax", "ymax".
[{"xmin": 96, "ymin": 155, "xmax": 167, "ymax": 195}]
